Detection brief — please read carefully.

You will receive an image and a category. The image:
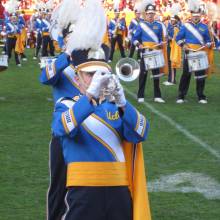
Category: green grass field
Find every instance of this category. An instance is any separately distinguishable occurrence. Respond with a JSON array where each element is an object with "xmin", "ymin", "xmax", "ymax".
[{"xmin": 0, "ymin": 49, "xmax": 220, "ymax": 220}]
